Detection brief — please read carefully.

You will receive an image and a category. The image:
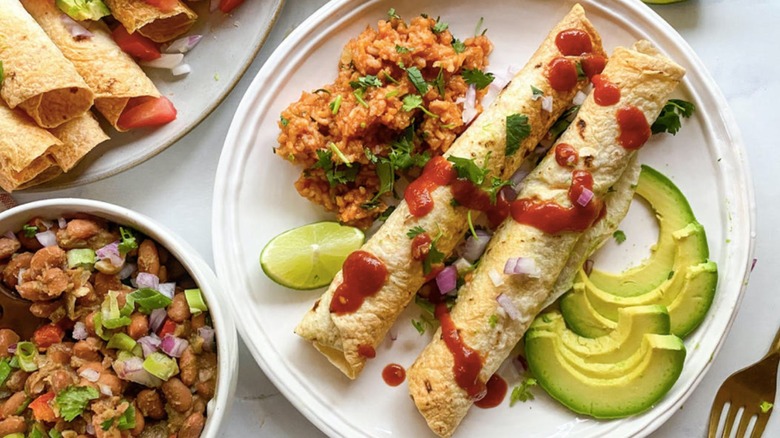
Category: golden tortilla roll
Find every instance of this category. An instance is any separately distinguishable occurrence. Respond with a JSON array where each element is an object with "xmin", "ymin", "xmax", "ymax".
[
  {"xmin": 48, "ymin": 112, "xmax": 109, "ymax": 172},
  {"xmin": 295, "ymin": 4, "xmax": 605, "ymax": 379},
  {"xmin": 406, "ymin": 41, "xmax": 685, "ymax": 437},
  {"xmin": 0, "ymin": 102, "xmax": 62, "ymax": 192},
  {"xmin": 0, "ymin": 0, "xmax": 93, "ymax": 128},
  {"xmin": 20, "ymin": 0, "xmax": 161, "ymax": 132},
  {"xmin": 104, "ymin": 0, "xmax": 197, "ymax": 43}
]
